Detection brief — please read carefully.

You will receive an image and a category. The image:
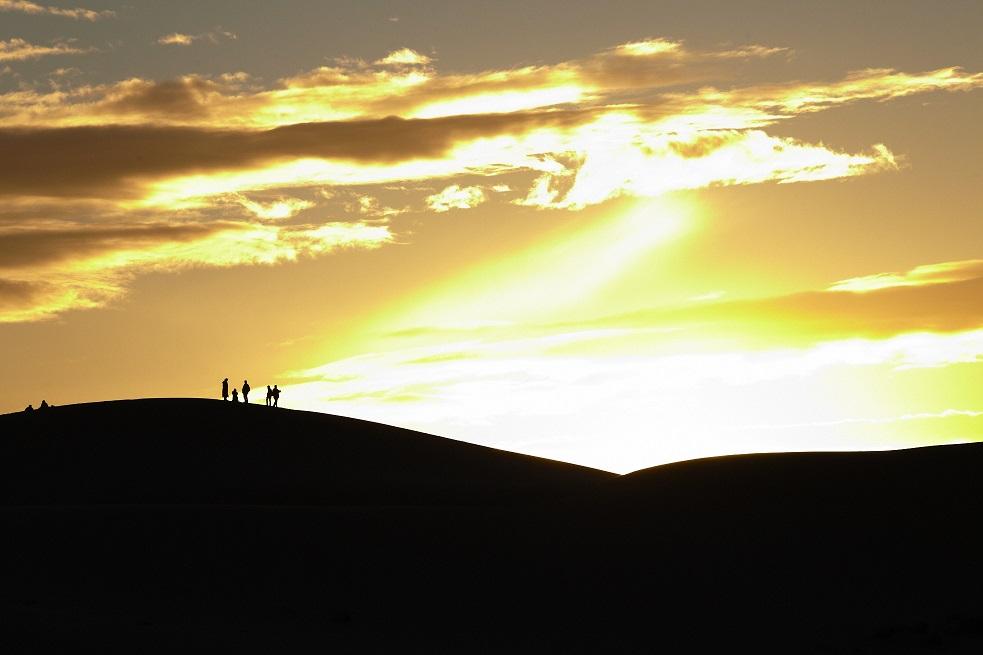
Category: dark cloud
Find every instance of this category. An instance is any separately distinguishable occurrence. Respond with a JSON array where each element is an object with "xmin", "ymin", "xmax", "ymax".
[
  {"xmin": 0, "ymin": 278, "xmax": 43, "ymax": 307},
  {"xmin": 0, "ymin": 222, "xmax": 234, "ymax": 269},
  {"xmin": 0, "ymin": 110, "xmax": 593, "ymax": 199},
  {"xmin": 104, "ymin": 77, "xmax": 219, "ymax": 118}
]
